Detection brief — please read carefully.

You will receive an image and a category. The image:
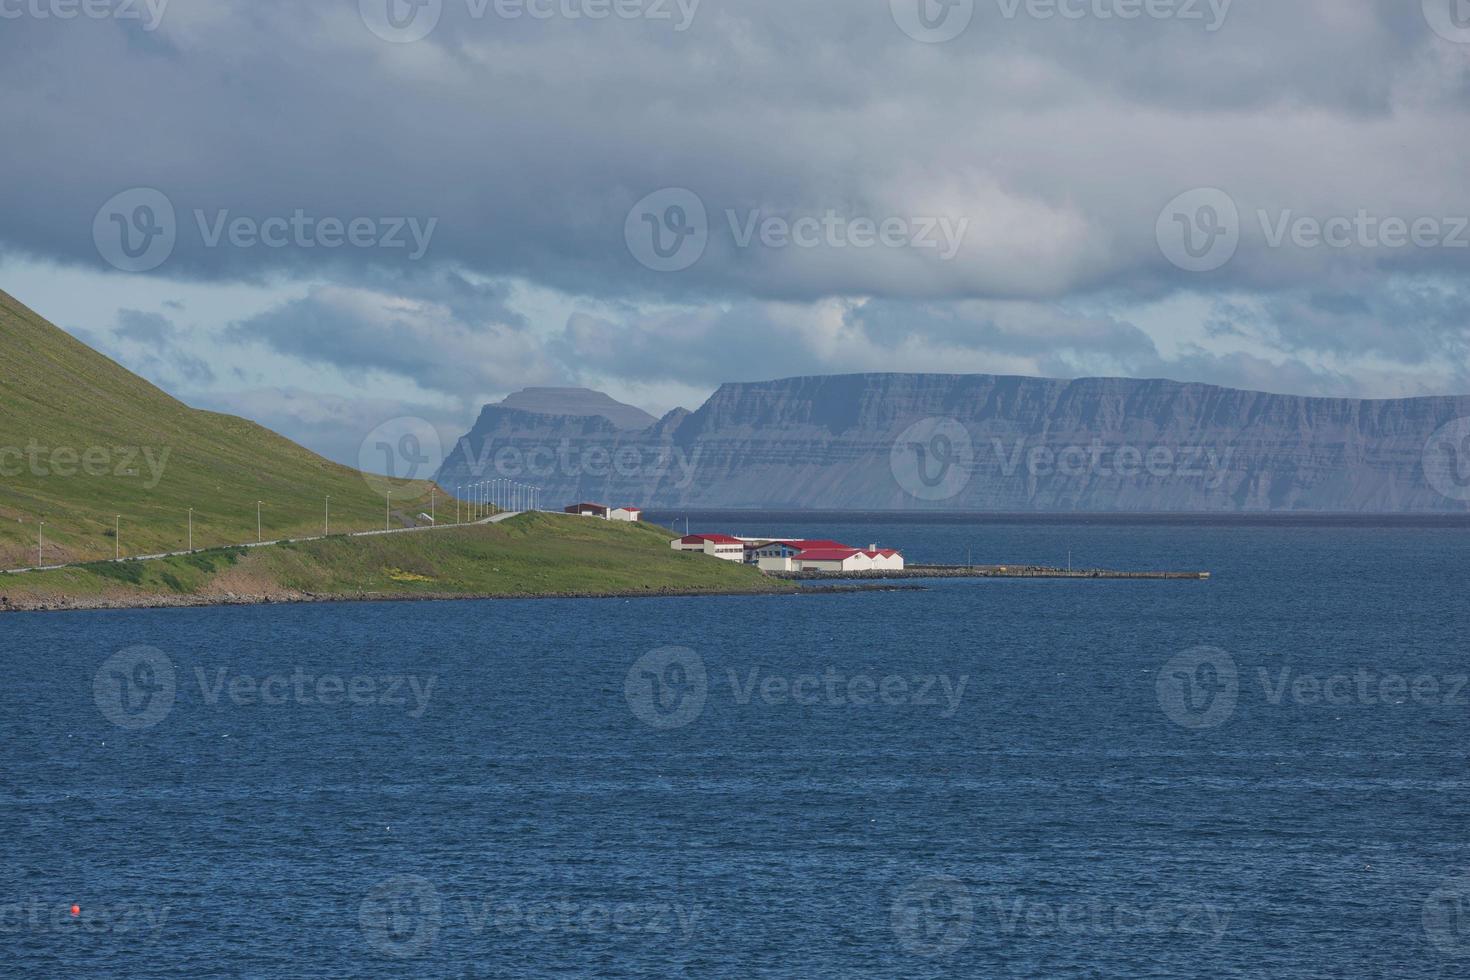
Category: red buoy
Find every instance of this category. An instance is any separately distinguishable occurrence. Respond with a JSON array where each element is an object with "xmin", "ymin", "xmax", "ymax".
[{"xmin": 71, "ymin": 904, "xmax": 80, "ymax": 917}]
